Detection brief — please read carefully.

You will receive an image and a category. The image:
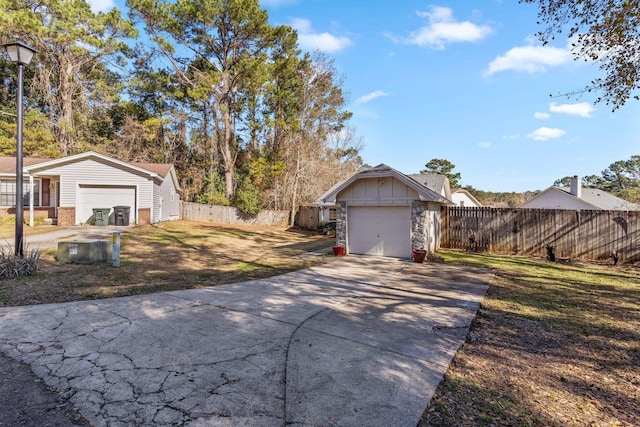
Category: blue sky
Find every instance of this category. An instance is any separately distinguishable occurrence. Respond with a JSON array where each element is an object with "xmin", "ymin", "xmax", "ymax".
[{"xmin": 93, "ymin": 0, "xmax": 640, "ymax": 192}]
